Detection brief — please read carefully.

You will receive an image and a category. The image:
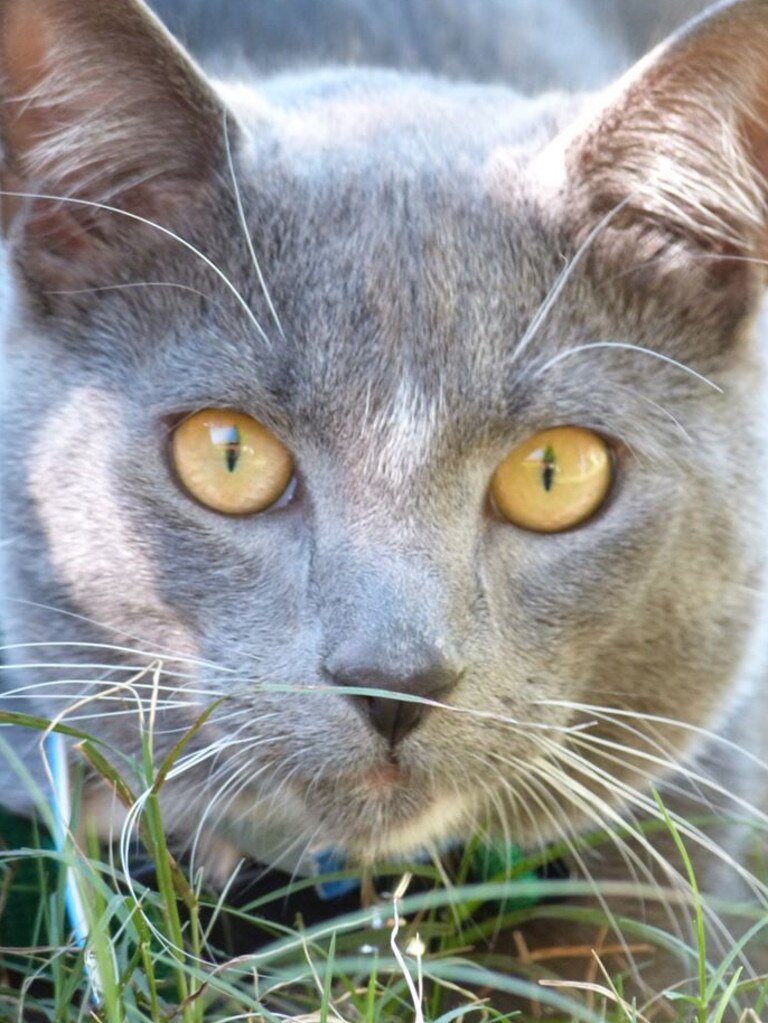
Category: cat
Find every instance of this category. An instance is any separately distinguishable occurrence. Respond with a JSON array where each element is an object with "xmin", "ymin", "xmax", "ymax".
[{"xmin": 1, "ymin": 0, "xmax": 768, "ymax": 1007}]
